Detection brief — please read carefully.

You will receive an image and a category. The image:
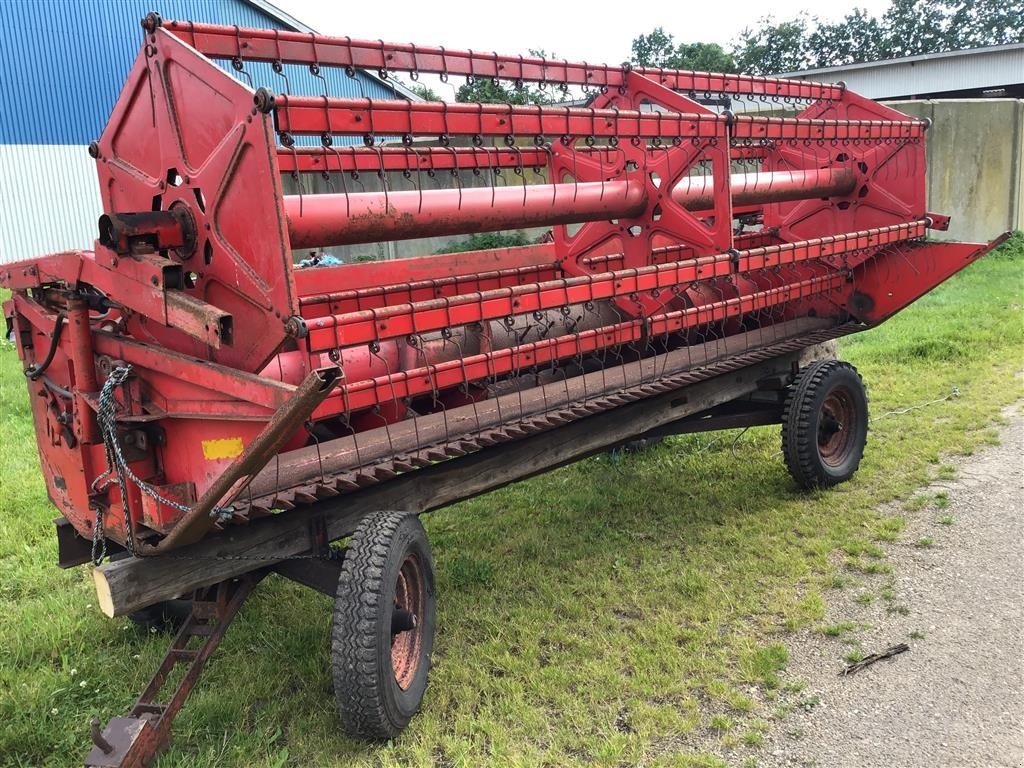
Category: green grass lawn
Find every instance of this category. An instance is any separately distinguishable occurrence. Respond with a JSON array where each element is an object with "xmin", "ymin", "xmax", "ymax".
[{"xmin": 1, "ymin": 236, "xmax": 1021, "ymax": 767}]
